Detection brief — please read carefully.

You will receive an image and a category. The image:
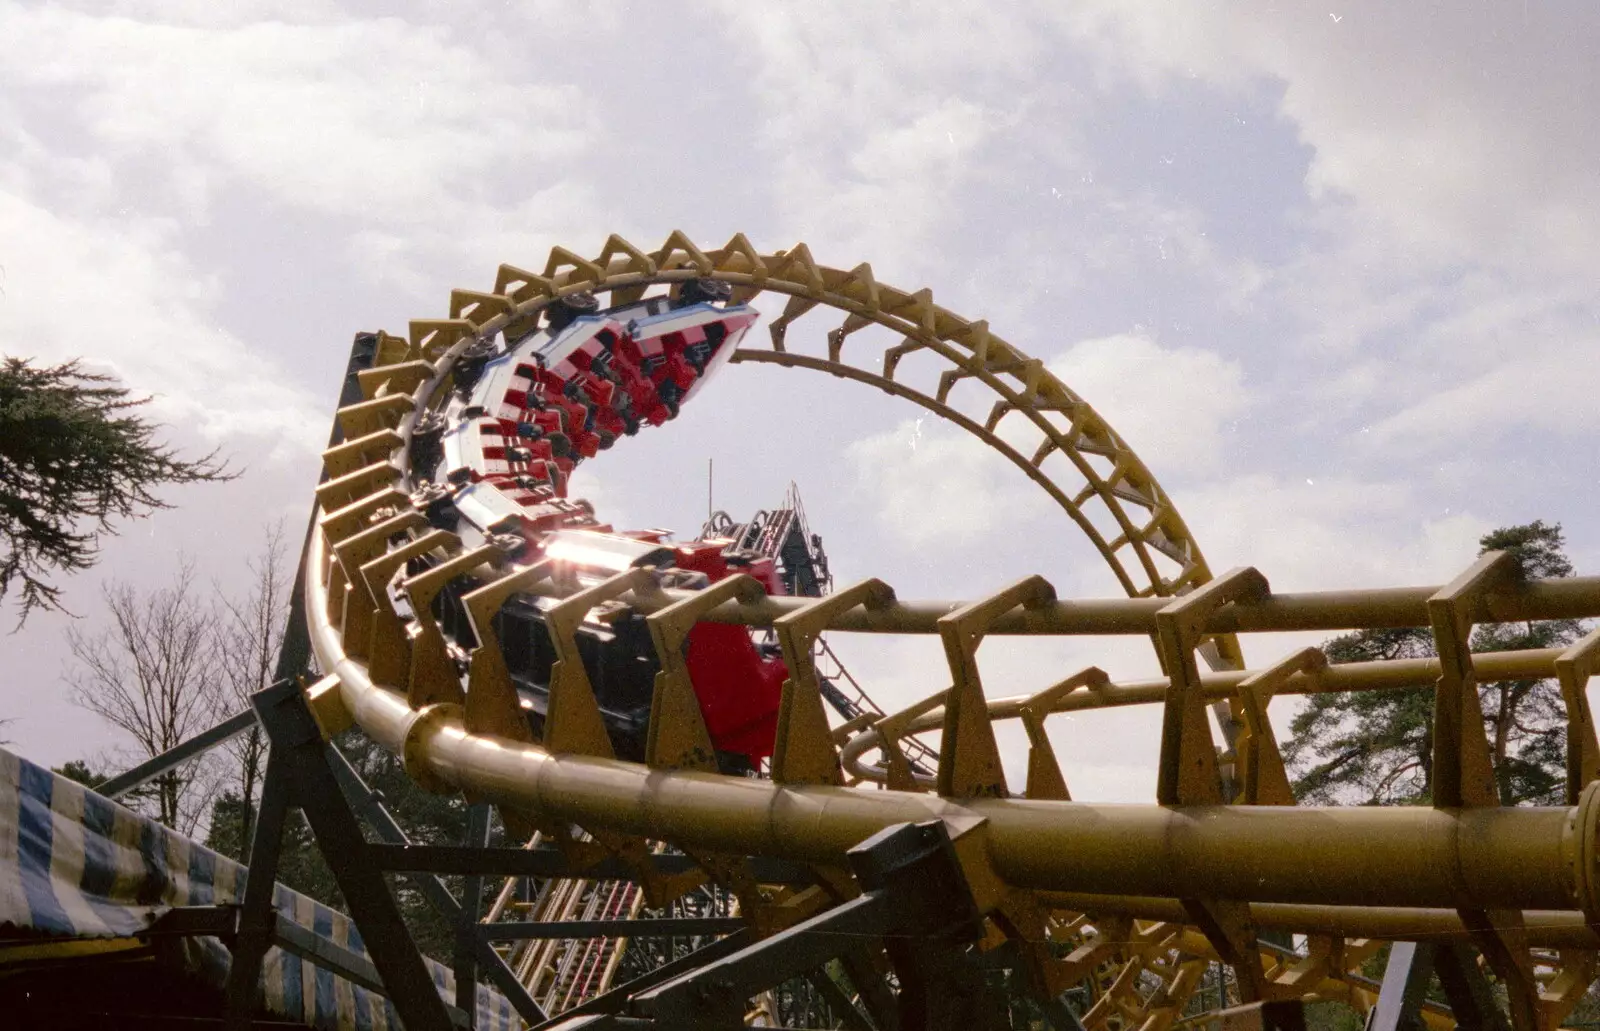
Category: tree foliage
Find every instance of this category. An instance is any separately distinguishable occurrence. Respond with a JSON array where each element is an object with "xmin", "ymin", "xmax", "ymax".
[
  {"xmin": 1282, "ymin": 628, "xmax": 1438, "ymax": 804},
  {"xmin": 1284, "ymin": 521, "xmax": 1587, "ymax": 805},
  {"xmin": 54, "ymin": 759, "xmax": 109, "ymax": 788},
  {"xmin": 0, "ymin": 357, "xmax": 231, "ymax": 620}
]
